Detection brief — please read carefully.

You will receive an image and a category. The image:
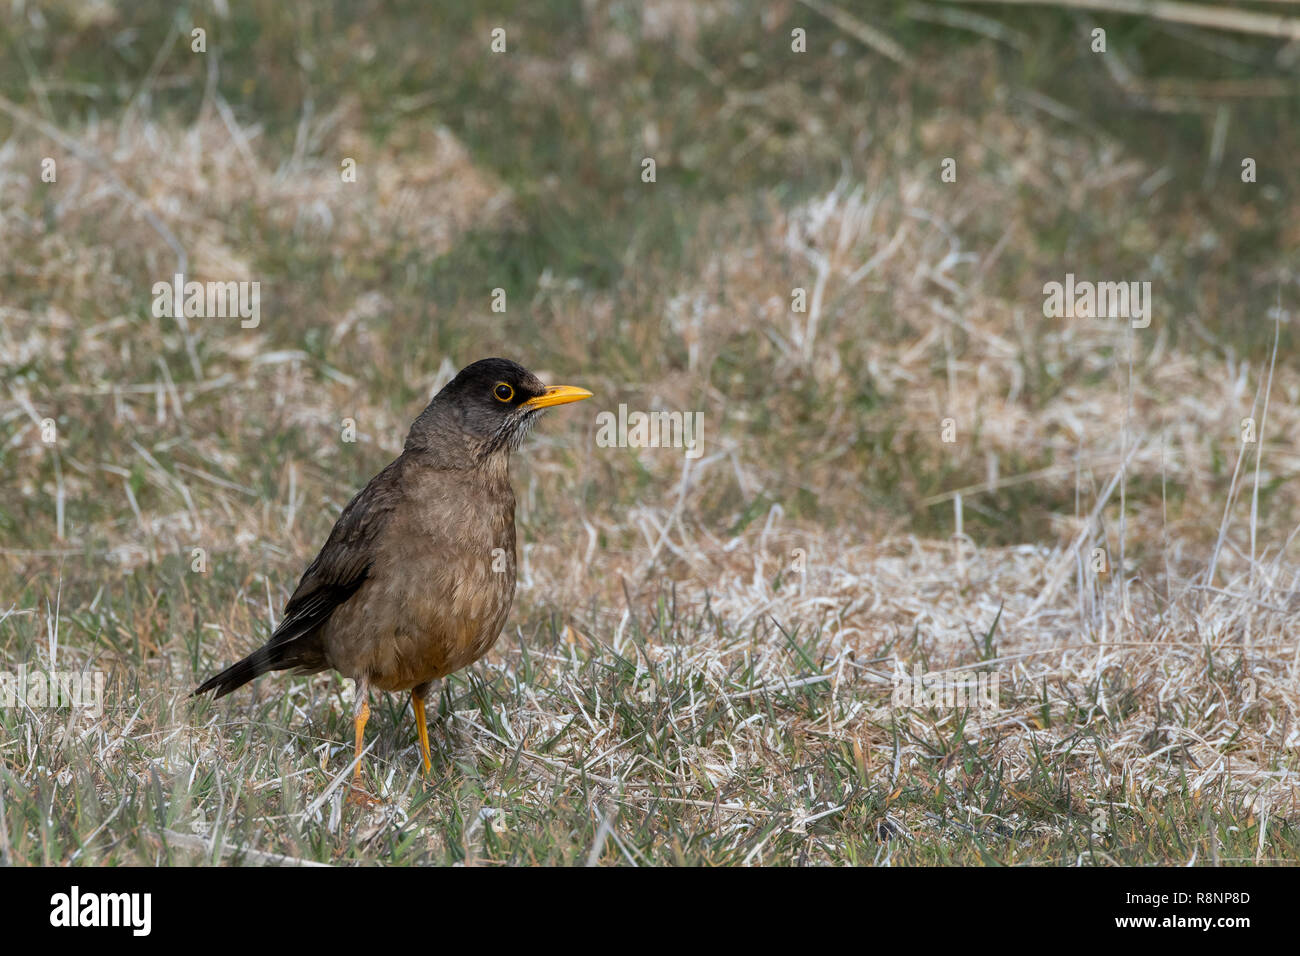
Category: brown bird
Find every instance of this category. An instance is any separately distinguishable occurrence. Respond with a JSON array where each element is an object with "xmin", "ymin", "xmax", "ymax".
[{"xmin": 194, "ymin": 358, "xmax": 591, "ymax": 799}]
